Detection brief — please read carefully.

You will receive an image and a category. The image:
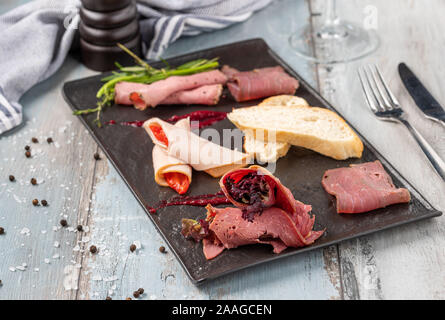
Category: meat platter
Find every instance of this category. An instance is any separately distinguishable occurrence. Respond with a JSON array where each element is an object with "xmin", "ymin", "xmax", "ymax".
[{"xmin": 62, "ymin": 38, "xmax": 442, "ymax": 283}]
